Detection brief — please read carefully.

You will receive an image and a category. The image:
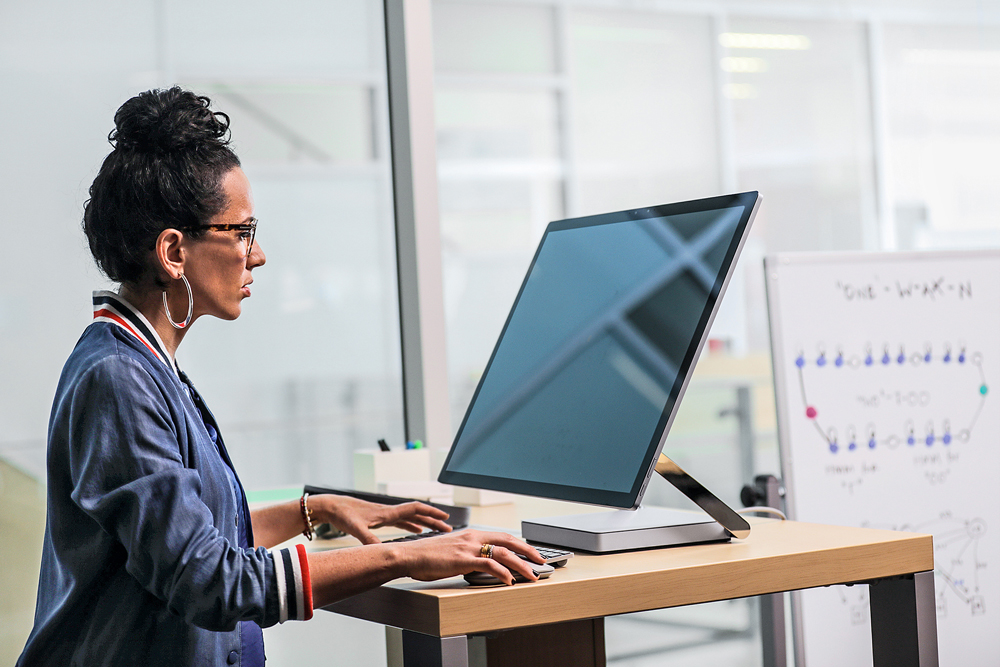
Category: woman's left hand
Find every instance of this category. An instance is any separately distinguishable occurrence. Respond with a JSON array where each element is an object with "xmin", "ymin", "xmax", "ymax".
[{"xmin": 312, "ymin": 495, "xmax": 452, "ymax": 545}]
